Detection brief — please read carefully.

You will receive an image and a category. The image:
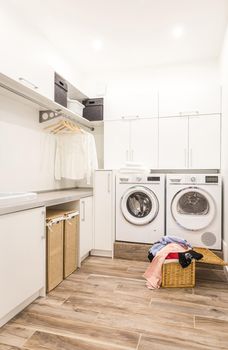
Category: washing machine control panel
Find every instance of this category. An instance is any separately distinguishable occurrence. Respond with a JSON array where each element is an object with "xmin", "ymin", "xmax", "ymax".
[
  {"xmin": 147, "ymin": 176, "xmax": 160, "ymax": 182},
  {"xmin": 118, "ymin": 174, "xmax": 162, "ymax": 184}
]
